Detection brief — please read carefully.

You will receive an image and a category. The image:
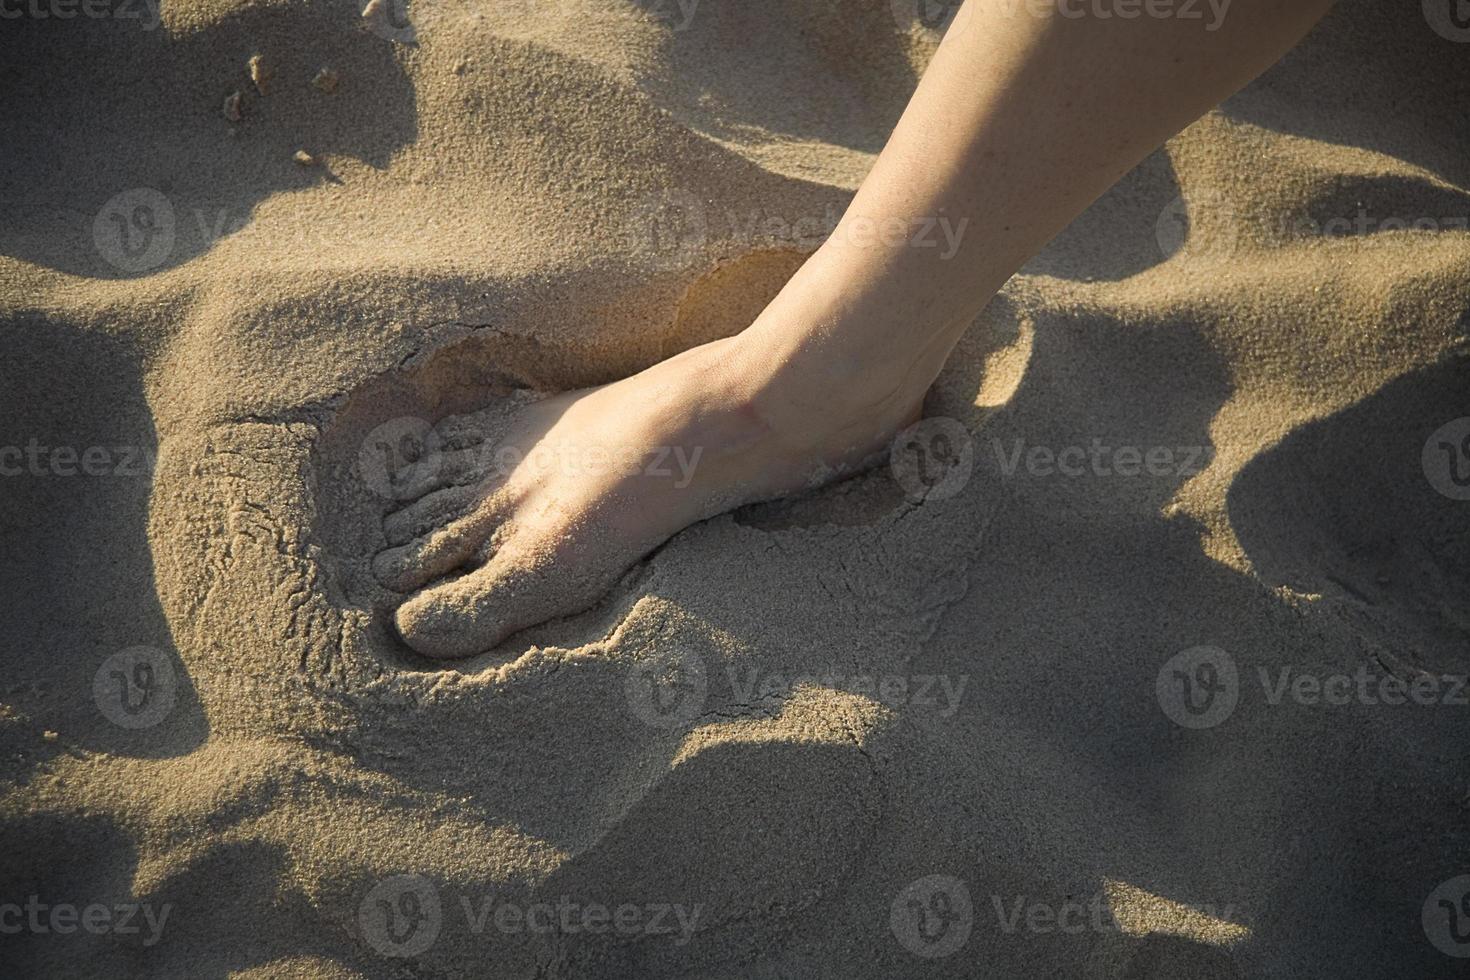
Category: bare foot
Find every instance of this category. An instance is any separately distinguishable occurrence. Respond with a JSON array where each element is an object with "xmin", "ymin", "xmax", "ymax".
[{"xmin": 373, "ymin": 335, "xmax": 923, "ymax": 658}]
